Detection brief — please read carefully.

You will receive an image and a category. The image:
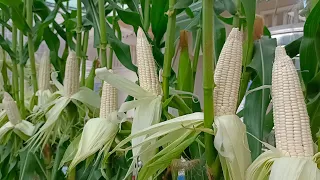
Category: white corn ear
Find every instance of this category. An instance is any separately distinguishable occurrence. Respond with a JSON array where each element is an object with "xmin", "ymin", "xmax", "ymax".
[
  {"xmin": 64, "ymin": 51, "xmax": 80, "ymax": 97},
  {"xmin": 3, "ymin": 92, "xmax": 21, "ymax": 125},
  {"xmin": 38, "ymin": 51, "xmax": 51, "ymax": 91},
  {"xmin": 100, "ymin": 71, "xmax": 118, "ymax": 118},
  {"xmin": 136, "ymin": 28, "xmax": 161, "ymax": 96},
  {"xmin": 214, "ymin": 28, "xmax": 243, "ymax": 116},
  {"xmin": 272, "ymin": 46, "xmax": 313, "ymax": 157}
]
